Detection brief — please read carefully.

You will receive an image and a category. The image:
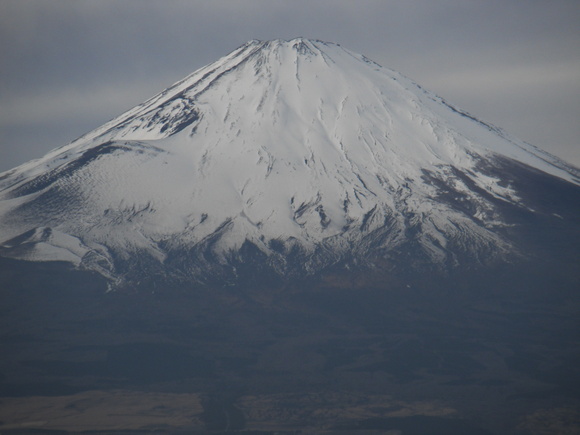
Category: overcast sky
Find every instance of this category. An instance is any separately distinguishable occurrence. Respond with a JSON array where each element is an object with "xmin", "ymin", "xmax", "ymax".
[{"xmin": 1, "ymin": 0, "xmax": 579, "ymax": 172}]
